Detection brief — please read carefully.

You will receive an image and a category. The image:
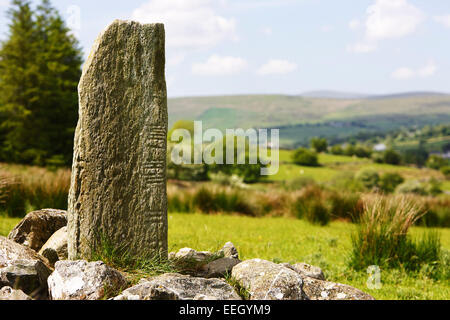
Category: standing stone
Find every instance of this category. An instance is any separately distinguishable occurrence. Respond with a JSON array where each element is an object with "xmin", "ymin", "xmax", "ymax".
[{"xmin": 68, "ymin": 20, "xmax": 168, "ymax": 260}]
